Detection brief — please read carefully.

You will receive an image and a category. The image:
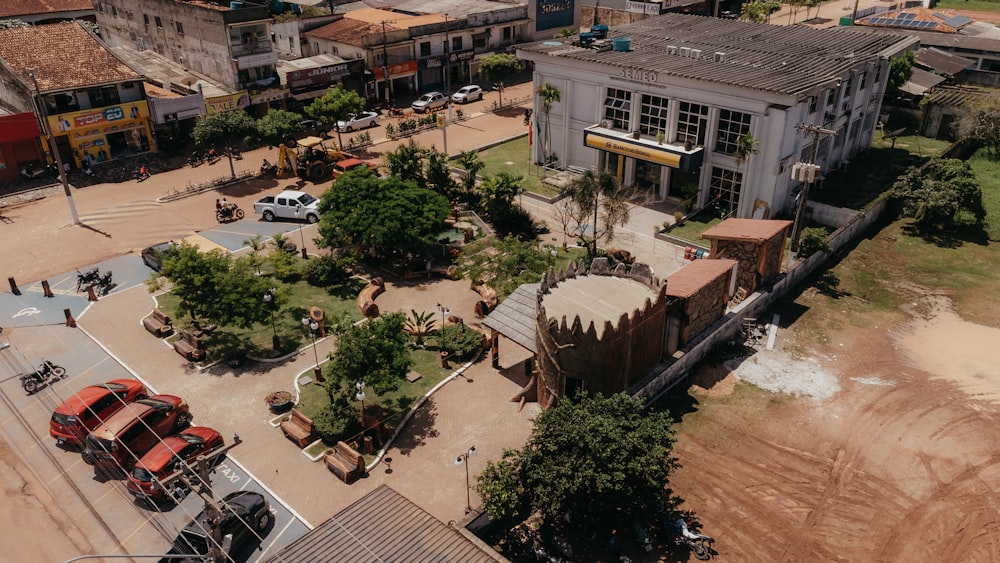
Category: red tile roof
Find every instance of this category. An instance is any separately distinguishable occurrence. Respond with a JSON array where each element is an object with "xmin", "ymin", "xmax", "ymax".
[
  {"xmin": 702, "ymin": 218, "xmax": 792, "ymax": 242},
  {"xmin": 857, "ymin": 7, "xmax": 975, "ymax": 33},
  {"xmin": 0, "ymin": 0, "xmax": 93, "ymax": 19},
  {"xmin": 0, "ymin": 22, "xmax": 141, "ymax": 92},
  {"xmin": 666, "ymin": 259, "xmax": 737, "ymax": 299},
  {"xmin": 306, "ymin": 18, "xmax": 392, "ymax": 47}
]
